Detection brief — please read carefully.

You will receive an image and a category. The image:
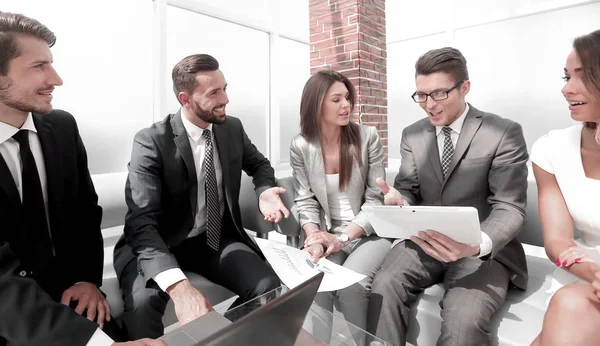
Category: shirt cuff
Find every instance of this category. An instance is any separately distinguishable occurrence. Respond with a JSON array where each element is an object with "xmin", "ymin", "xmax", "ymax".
[
  {"xmin": 478, "ymin": 232, "xmax": 493, "ymax": 258},
  {"xmin": 86, "ymin": 328, "xmax": 113, "ymax": 346},
  {"xmin": 153, "ymin": 268, "xmax": 187, "ymax": 292}
]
